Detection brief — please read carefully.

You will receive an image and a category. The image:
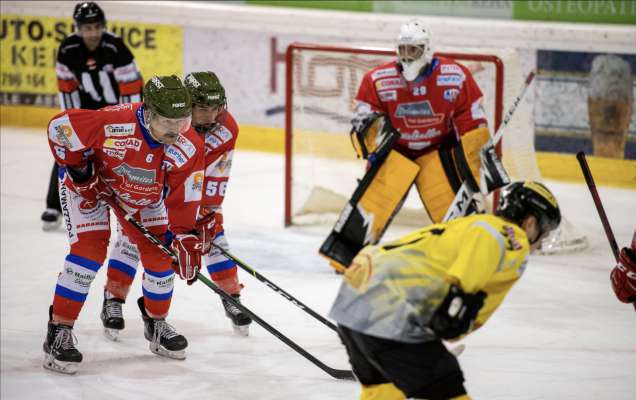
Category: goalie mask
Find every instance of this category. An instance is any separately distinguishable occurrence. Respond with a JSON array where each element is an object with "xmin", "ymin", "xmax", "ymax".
[
  {"xmin": 184, "ymin": 71, "xmax": 228, "ymax": 135},
  {"xmin": 496, "ymin": 181, "xmax": 561, "ymax": 244},
  {"xmin": 396, "ymin": 19, "xmax": 433, "ymax": 81}
]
